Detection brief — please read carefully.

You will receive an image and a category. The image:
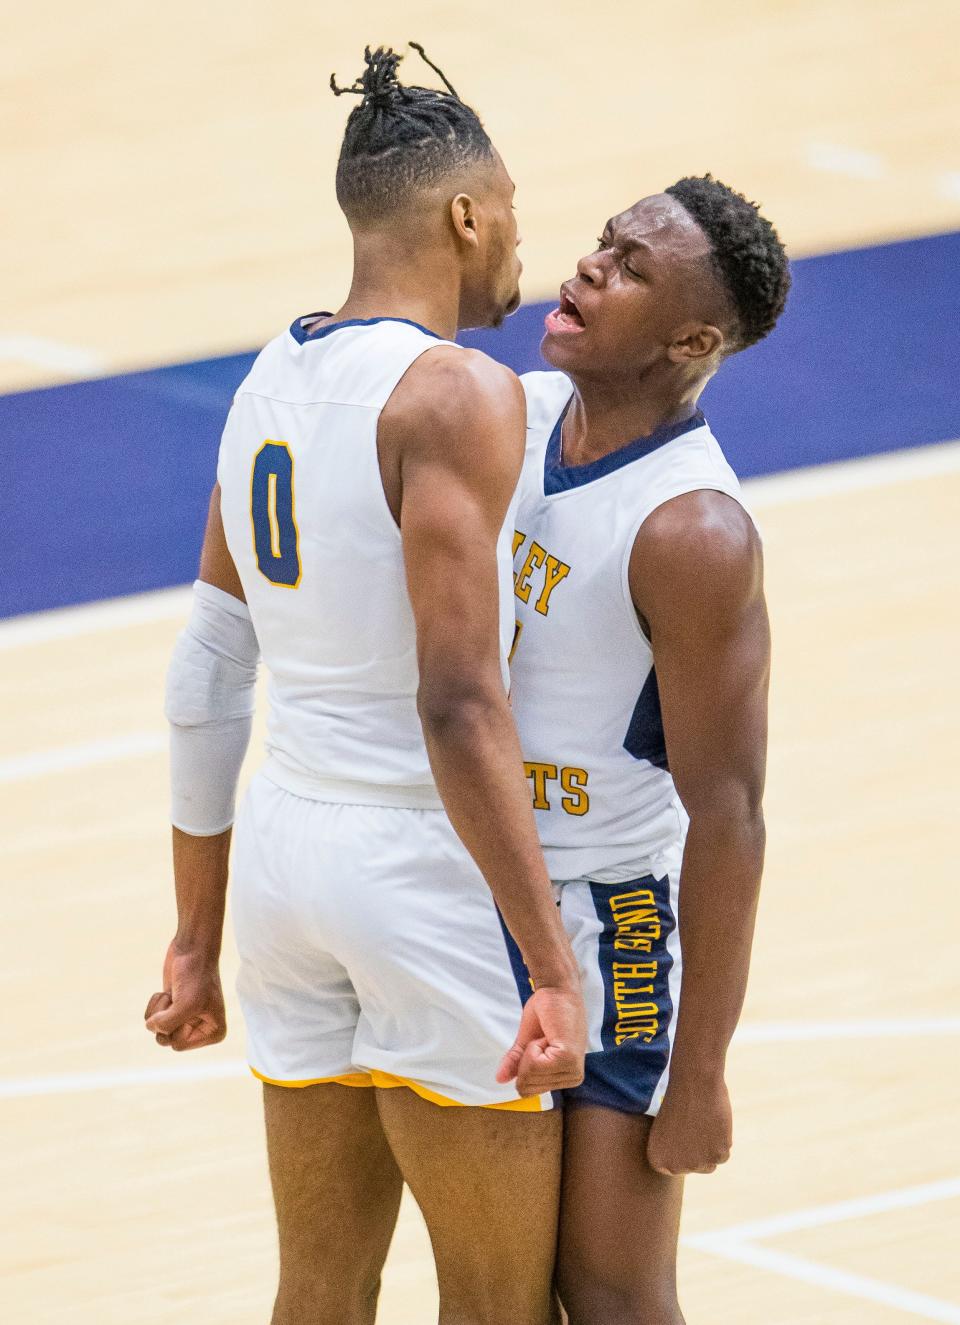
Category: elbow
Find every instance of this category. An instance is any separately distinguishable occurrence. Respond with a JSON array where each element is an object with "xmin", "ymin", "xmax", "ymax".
[
  {"xmin": 416, "ymin": 675, "xmax": 504, "ymax": 738},
  {"xmin": 686, "ymin": 787, "xmax": 766, "ymax": 846}
]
